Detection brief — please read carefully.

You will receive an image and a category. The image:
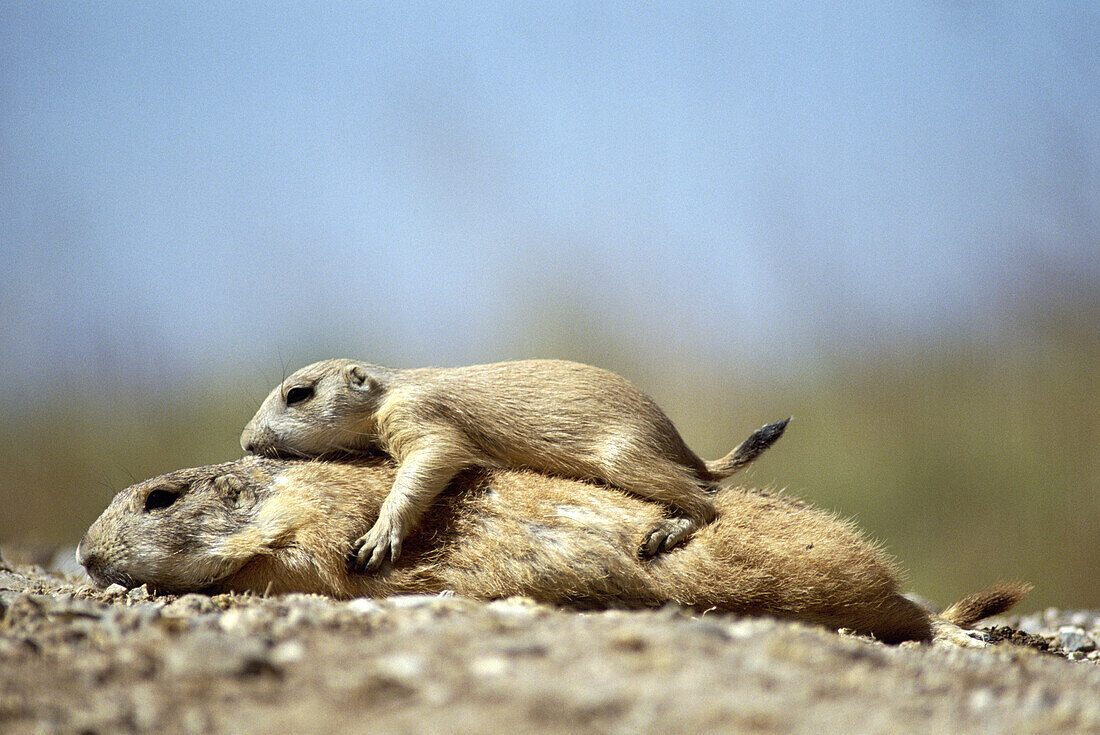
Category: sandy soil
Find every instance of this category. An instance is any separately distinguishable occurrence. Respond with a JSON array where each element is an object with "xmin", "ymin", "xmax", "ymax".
[{"xmin": 2, "ymin": 559, "xmax": 1098, "ymax": 735}]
